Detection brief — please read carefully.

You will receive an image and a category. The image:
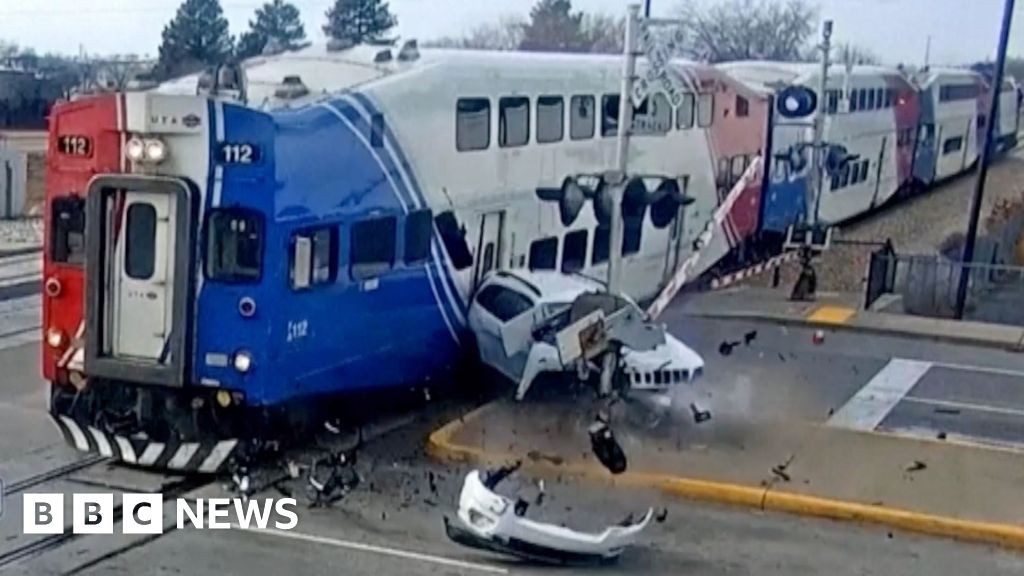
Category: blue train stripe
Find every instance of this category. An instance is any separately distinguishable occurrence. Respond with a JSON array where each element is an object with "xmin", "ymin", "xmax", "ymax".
[
  {"xmin": 333, "ymin": 94, "xmax": 467, "ymax": 327},
  {"xmin": 345, "ymin": 92, "xmax": 469, "ymax": 314},
  {"xmin": 318, "ymin": 101, "xmax": 460, "ymax": 344}
]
